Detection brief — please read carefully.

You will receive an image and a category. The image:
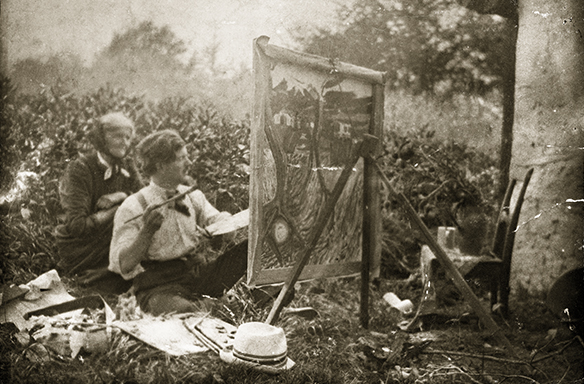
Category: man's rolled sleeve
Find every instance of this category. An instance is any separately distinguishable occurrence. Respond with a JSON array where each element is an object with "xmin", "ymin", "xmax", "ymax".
[
  {"xmin": 190, "ymin": 190, "xmax": 228, "ymax": 226},
  {"xmin": 108, "ymin": 196, "xmax": 145, "ymax": 280}
]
